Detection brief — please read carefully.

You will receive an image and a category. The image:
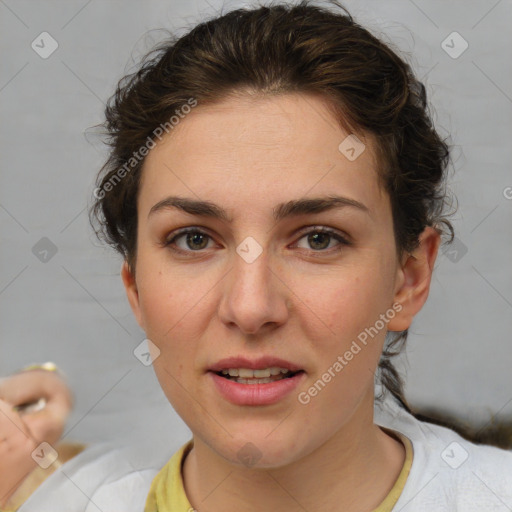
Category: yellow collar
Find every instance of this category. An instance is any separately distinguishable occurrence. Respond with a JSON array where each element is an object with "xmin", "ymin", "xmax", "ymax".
[{"xmin": 144, "ymin": 431, "xmax": 413, "ymax": 512}]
